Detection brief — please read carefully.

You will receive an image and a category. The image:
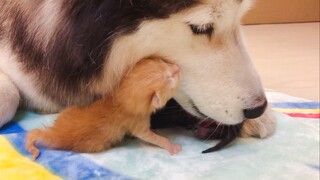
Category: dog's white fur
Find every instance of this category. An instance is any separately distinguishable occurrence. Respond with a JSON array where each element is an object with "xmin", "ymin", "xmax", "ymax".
[
  {"xmin": 0, "ymin": 45, "xmax": 62, "ymax": 113},
  {"xmin": 26, "ymin": 0, "xmax": 62, "ymax": 49},
  {"xmin": 0, "ymin": 0, "xmax": 275, "ymax": 137},
  {"xmin": 98, "ymin": 0, "xmax": 267, "ymax": 124},
  {"xmin": 0, "ymin": 71, "xmax": 20, "ymax": 127}
]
